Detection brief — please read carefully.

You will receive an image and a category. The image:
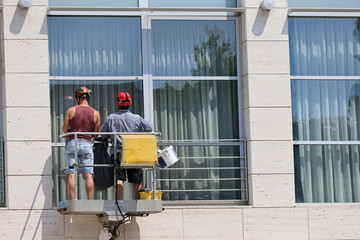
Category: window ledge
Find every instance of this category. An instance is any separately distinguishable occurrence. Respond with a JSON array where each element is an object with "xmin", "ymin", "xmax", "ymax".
[
  {"xmin": 289, "ymin": 8, "xmax": 360, "ymax": 17},
  {"xmin": 48, "ymin": 6, "xmax": 245, "ymax": 13}
]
